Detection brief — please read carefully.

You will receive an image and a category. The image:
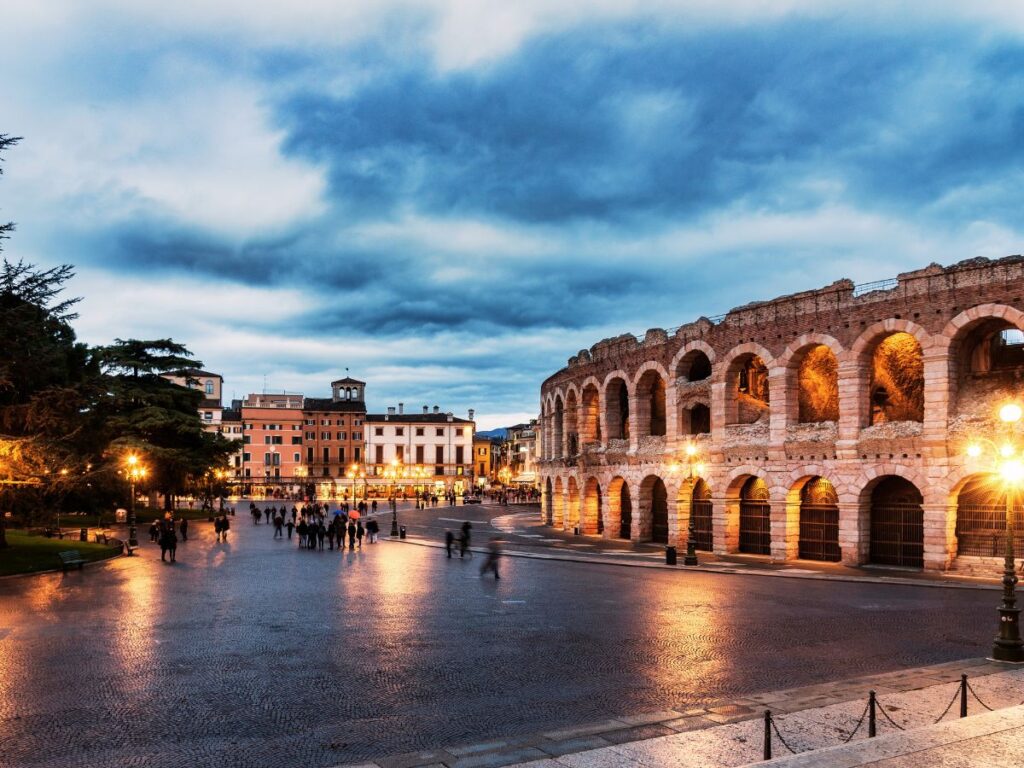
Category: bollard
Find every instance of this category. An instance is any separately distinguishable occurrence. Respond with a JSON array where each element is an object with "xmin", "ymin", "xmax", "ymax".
[
  {"xmin": 763, "ymin": 711, "xmax": 772, "ymax": 760},
  {"xmin": 399, "ymin": 525, "xmax": 407, "ymax": 540},
  {"xmin": 960, "ymin": 674, "xmax": 968, "ymax": 718},
  {"xmin": 666, "ymin": 546, "xmax": 677, "ymax": 565},
  {"xmin": 573, "ymin": 526, "xmax": 580, "ymax": 535},
  {"xmin": 868, "ymin": 690, "xmax": 876, "ymax": 738}
]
